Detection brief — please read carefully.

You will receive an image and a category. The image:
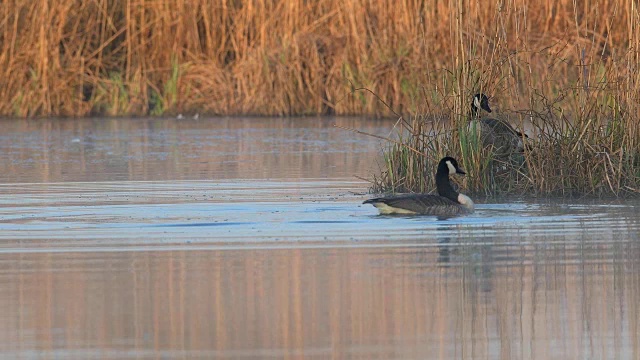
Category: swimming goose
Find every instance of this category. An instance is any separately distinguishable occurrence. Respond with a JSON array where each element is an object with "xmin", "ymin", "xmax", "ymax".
[
  {"xmin": 364, "ymin": 157, "xmax": 474, "ymax": 216},
  {"xmin": 470, "ymin": 93, "xmax": 527, "ymax": 155}
]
